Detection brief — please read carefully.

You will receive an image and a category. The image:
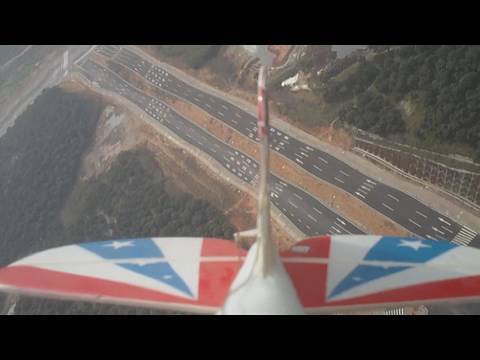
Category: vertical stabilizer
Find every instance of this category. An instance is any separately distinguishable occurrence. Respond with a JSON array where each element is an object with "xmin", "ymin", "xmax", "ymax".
[{"xmin": 253, "ymin": 66, "xmax": 276, "ymax": 277}]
